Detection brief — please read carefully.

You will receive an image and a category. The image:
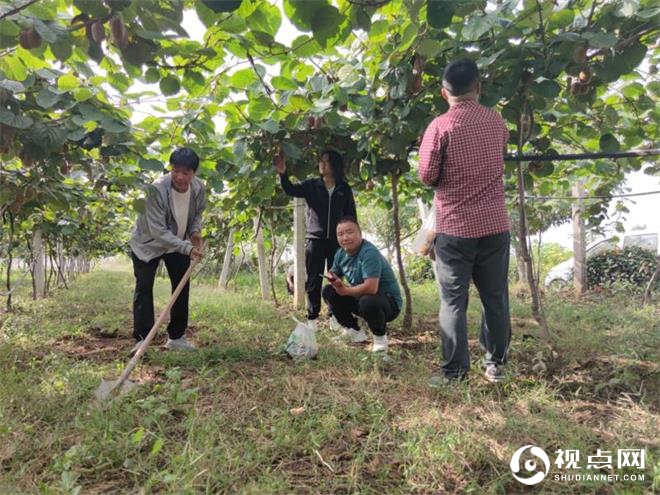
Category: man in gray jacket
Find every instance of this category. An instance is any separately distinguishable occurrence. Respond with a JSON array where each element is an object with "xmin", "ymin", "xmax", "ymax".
[{"xmin": 129, "ymin": 147, "xmax": 205, "ymax": 353}]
